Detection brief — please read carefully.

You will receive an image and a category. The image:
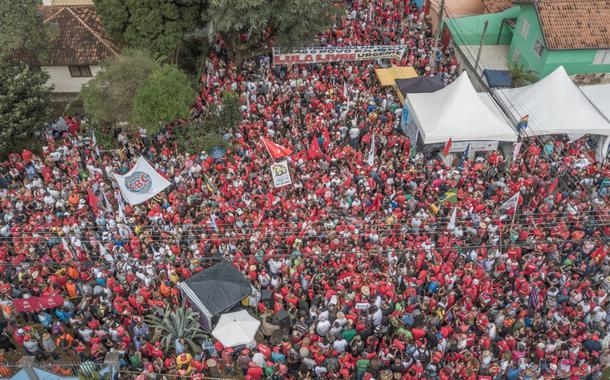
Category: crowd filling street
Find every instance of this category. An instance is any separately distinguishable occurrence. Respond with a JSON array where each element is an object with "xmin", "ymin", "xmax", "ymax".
[{"xmin": 1, "ymin": 0, "xmax": 610, "ymax": 379}]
